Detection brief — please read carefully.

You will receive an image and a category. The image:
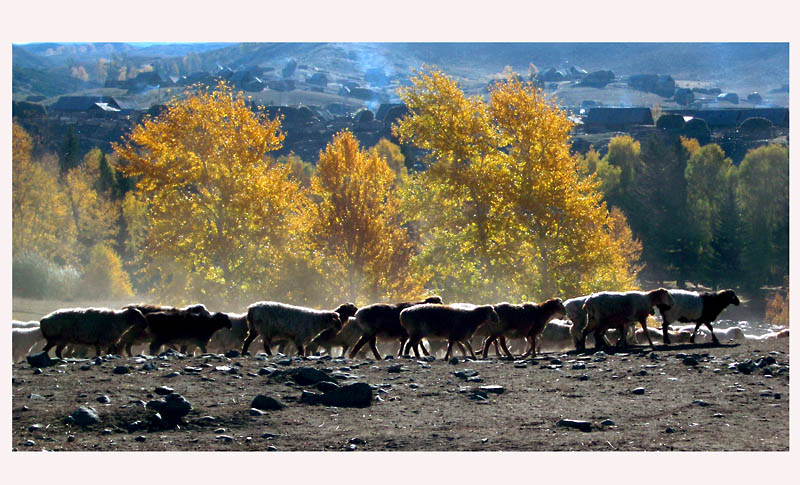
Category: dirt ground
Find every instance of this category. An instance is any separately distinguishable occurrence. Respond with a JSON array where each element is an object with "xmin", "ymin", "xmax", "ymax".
[{"xmin": 11, "ymin": 337, "xmax": 788, "ymax": 452}]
